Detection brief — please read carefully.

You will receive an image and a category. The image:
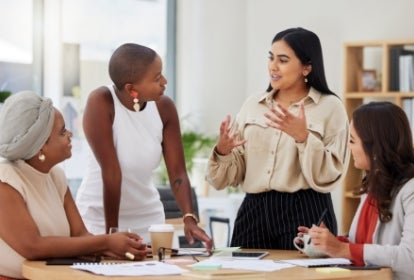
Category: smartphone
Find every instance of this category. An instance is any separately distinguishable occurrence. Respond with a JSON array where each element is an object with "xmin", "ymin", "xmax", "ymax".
[{"xmin": 231, "ymin": 251, "xmax": 269, "ymax": 260}]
